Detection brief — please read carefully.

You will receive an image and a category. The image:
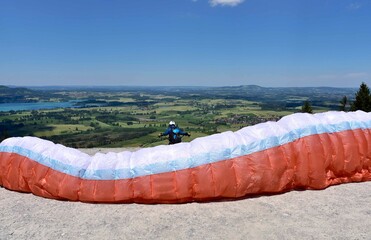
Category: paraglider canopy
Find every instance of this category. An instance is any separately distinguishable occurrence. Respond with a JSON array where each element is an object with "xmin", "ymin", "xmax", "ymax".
[{"xmin": 0, "ymin": 111, "xmax": 370, "ymax": 203}]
